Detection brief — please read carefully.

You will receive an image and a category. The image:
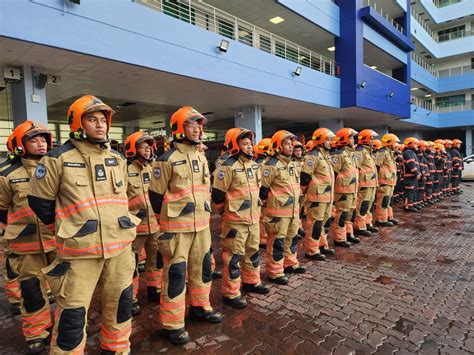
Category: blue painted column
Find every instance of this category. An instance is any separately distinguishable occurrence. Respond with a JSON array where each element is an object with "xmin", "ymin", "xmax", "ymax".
[
  {"xmin": 11, "ymin": 66, "xmax": 48, "ymax": 127},
  {"xmin": 234, "ymin": 106, "xmax": 263, "ymax": 143}
]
